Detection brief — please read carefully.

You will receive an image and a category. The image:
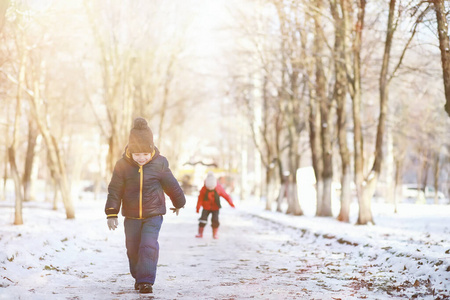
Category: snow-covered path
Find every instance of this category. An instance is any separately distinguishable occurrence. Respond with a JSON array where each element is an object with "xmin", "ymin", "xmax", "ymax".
[
  {"xmin": 1, "ymin": 196, "xmax": 449, "ymax": 299},
  {"xmin": 158, "ymin": 208, "xmax": 374, "ymax": 300}
]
